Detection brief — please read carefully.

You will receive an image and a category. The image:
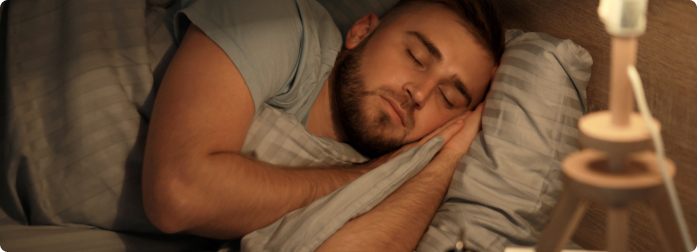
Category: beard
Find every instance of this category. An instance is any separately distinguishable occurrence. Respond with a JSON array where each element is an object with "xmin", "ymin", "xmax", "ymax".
[{"xmin": 332, "ymin": 39, "xmax": 415, "ymax": 158}]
